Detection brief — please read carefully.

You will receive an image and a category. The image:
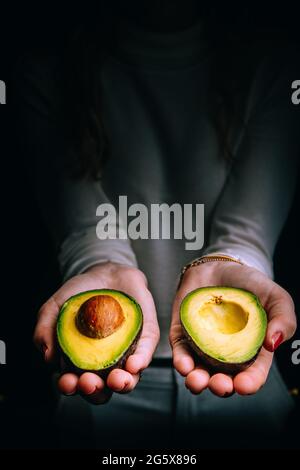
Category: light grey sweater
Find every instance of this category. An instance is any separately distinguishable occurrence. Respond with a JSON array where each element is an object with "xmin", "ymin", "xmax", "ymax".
[{"xmin": 18, "ymin": 21, "xmax": 300, "ymax": 357}]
